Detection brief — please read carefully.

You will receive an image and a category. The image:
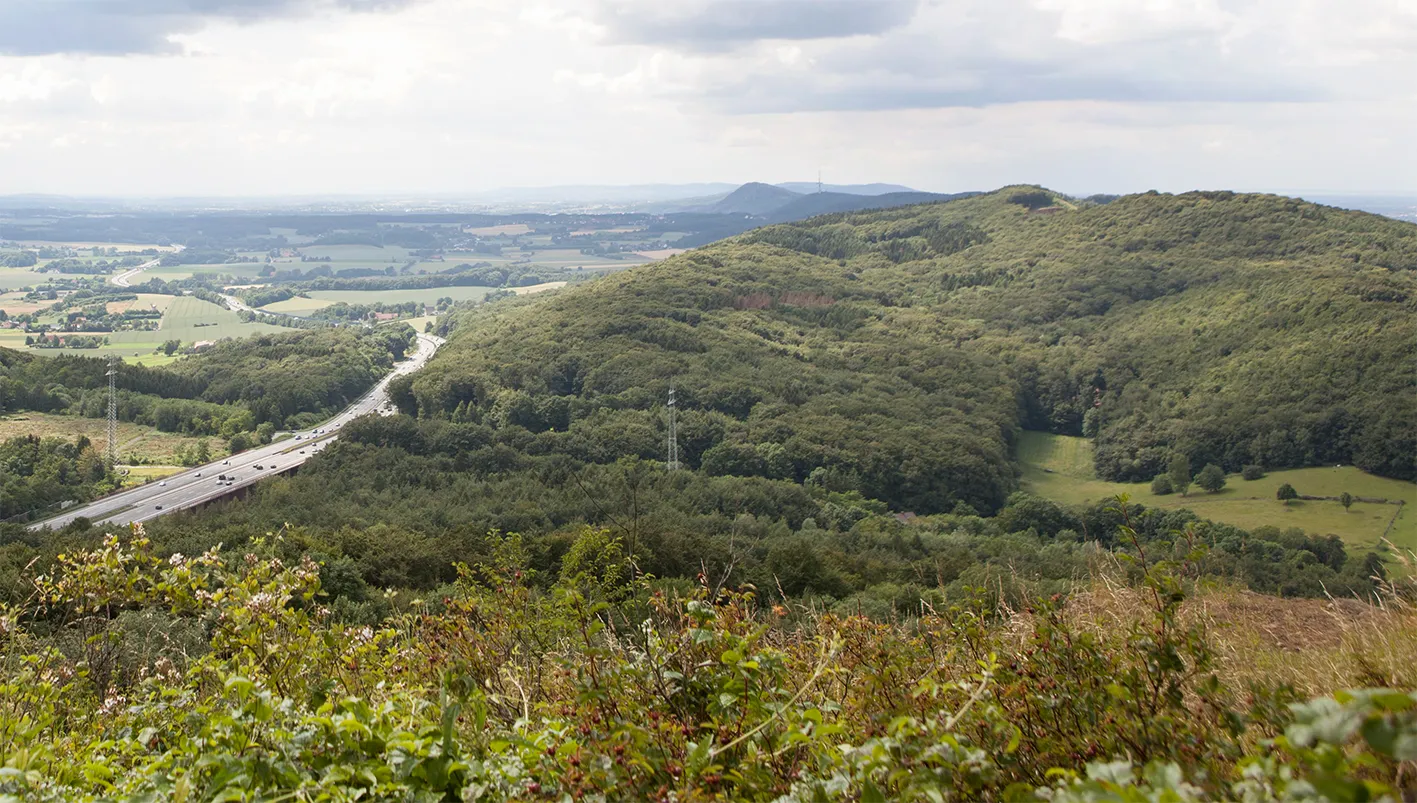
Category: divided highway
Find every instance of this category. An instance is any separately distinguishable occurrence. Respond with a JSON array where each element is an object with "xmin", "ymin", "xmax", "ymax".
[
  {"xmin": 30, "ymin": 333, "xmax": 443, "ymax": 531},
  {"xmin": 111, "ymin": 257, "xmax": 162, "ymax": 288}
]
